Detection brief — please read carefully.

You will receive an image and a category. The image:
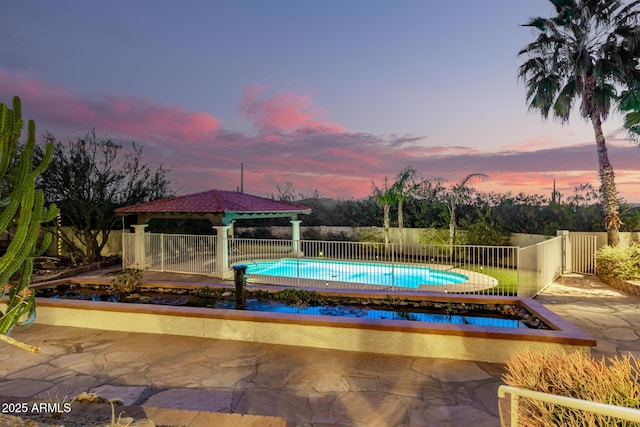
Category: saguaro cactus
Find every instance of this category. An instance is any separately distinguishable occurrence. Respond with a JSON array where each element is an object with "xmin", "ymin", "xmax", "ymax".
[{"xmin": 0, "ymin": 96, "xmax": 58, "ymax": 352}]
